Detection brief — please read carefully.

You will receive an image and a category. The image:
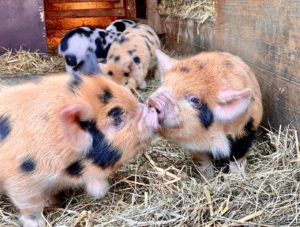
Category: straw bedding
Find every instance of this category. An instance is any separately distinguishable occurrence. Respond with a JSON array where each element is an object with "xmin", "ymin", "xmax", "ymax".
[
  {"xmin": 0, "ymin": 51, "xmax": 299, "ymax": 226},
  {"xmin": 158, "ymin": 0, "xmax": 215, "ymax": 23}
]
